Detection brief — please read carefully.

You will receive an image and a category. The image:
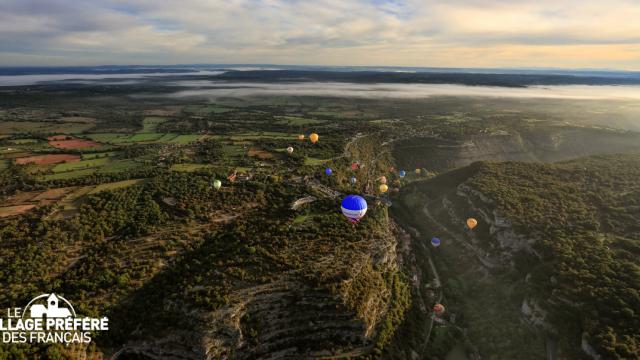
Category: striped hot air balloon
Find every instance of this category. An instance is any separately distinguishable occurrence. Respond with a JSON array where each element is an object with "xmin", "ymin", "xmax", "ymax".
[{"xmin": 341, "ymin": 195, "xmax": 368, "ymax": 223}]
